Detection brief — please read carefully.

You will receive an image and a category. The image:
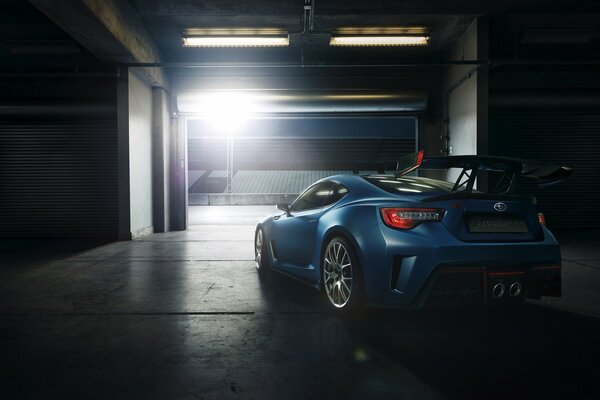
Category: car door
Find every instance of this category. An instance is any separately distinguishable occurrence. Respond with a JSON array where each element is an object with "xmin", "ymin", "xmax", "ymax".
[{"xmin": 271, "ymin": 181, "xmax": 335, "ymax": 267}]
